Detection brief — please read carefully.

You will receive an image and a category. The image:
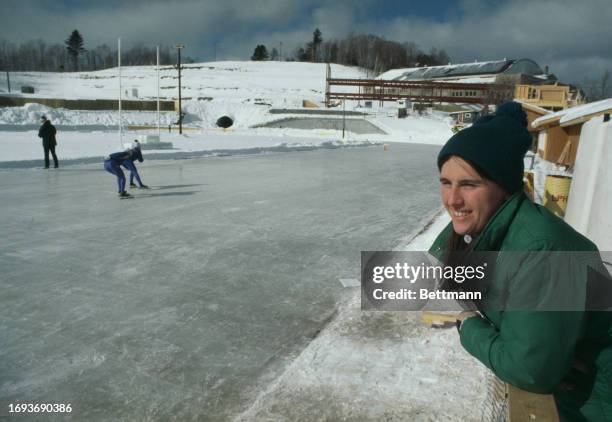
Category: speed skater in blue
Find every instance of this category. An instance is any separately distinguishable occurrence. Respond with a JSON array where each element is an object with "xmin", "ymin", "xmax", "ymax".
[{"xmin": 103, "ymin": 140, "xmax": 148, "ymax": 198}]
